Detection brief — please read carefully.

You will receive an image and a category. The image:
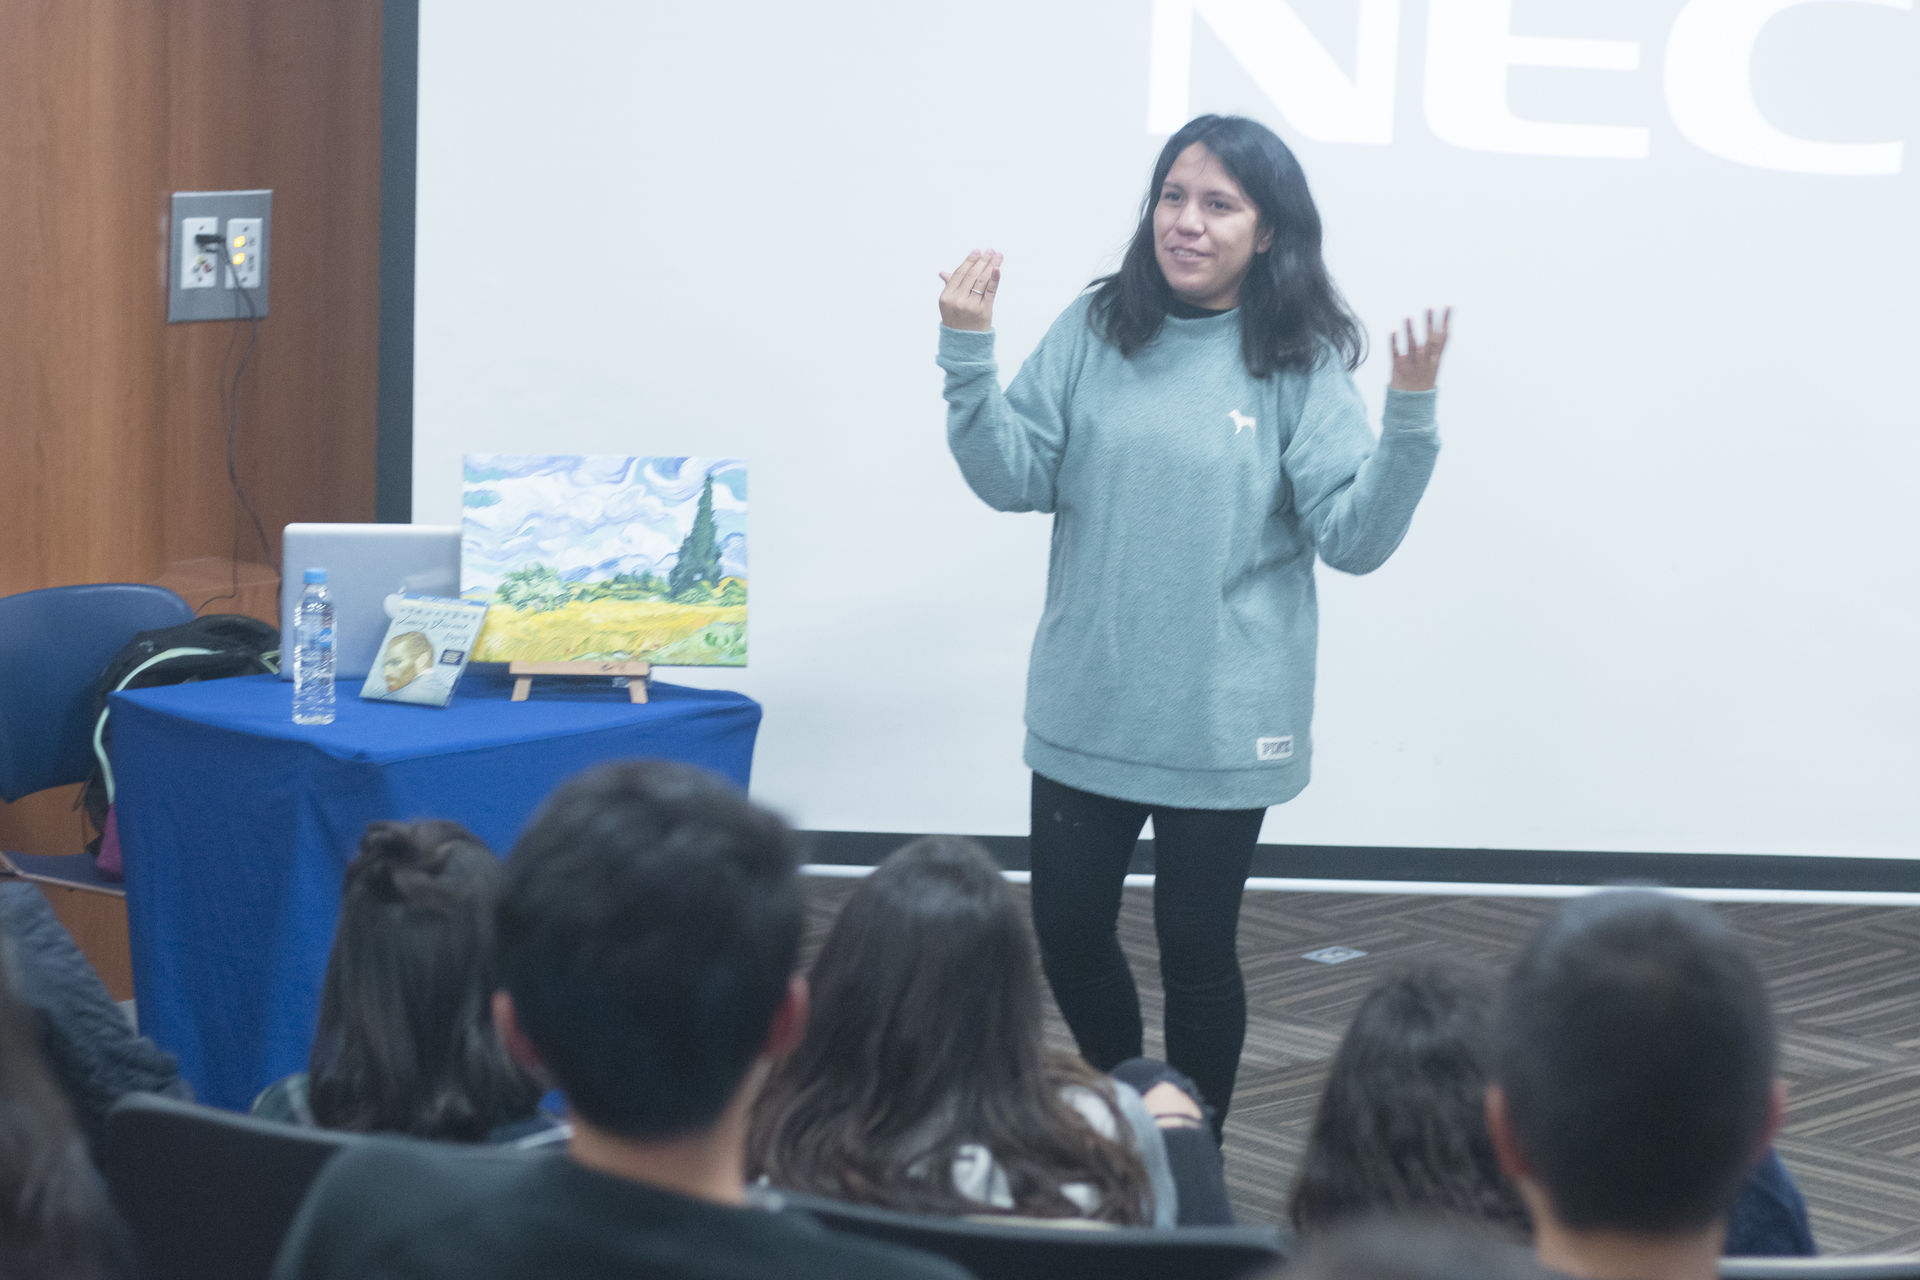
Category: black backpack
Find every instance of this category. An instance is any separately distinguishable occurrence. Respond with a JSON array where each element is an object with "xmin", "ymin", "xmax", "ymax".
[{"xmin": 80, "ymin": 614, "xmax": 281, "ymax": 855}]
